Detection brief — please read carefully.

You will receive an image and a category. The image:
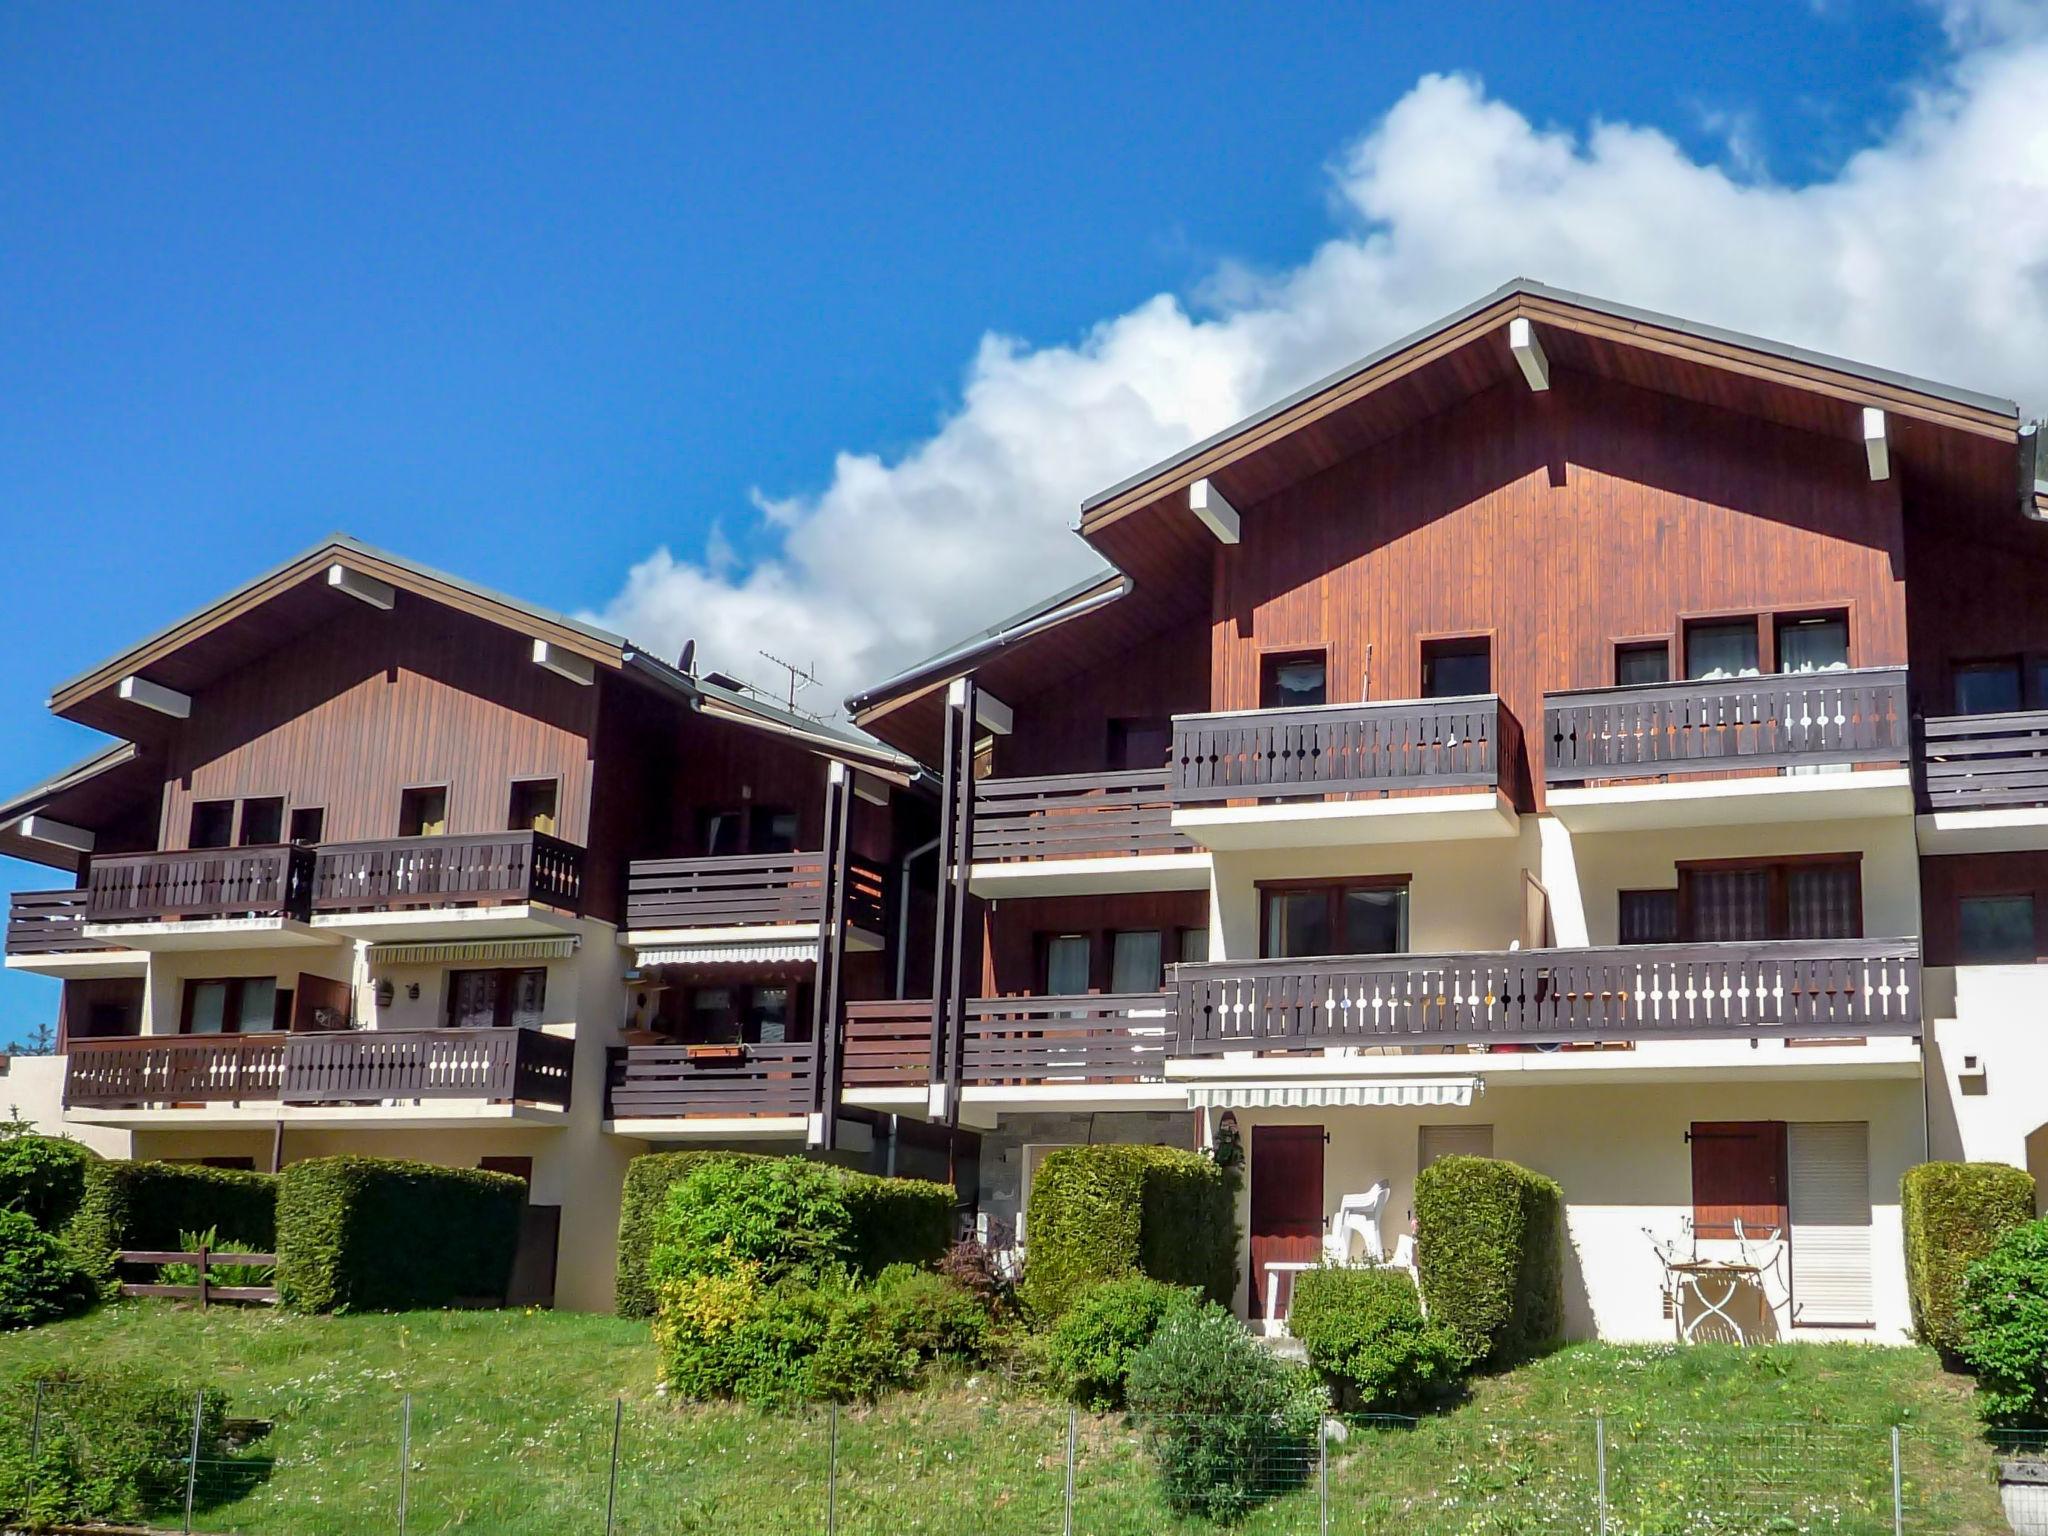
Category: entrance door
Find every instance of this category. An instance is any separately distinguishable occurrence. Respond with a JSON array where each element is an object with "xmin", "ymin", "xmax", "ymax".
[
  {"xmin": 1250, "ymin": 1124, "xmax": 1325, "ymax": 1322},
  {"xmin": 1690, "ymin": 1121, "xmax": 1787, "ymax": 1240}
]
